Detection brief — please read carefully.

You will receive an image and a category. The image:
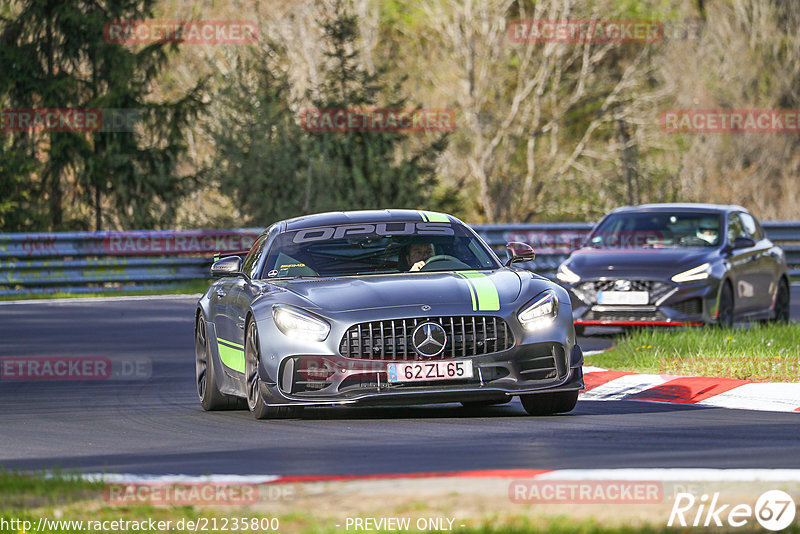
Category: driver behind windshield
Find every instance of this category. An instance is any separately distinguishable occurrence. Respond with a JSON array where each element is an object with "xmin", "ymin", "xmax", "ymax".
[
  {"xmin": 696, "ymin": 219, "xmax": 720, "ymax": 245},
  {"xmin": 404, "ymin": 242, "xmax": 435, "ymax": 272}
]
